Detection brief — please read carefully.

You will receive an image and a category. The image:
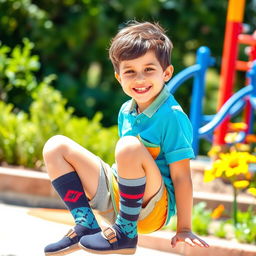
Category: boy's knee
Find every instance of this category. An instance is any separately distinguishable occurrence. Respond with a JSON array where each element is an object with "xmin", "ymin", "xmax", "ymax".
[
  {"xmin": 115, "ymin": 136, "xmax": 143, "ymax": 163},
  {"xmin": 43, "ymin": 135, "xmax": 69, "ymax": 159}
]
